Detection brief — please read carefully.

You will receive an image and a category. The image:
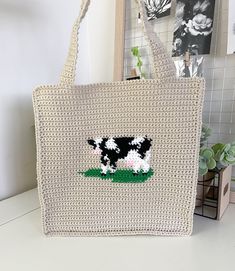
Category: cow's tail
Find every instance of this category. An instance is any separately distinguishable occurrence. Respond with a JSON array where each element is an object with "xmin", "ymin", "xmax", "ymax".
[{"xmin": 145, "ymin": 135, "xmax": 152, "ymax": 142}]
